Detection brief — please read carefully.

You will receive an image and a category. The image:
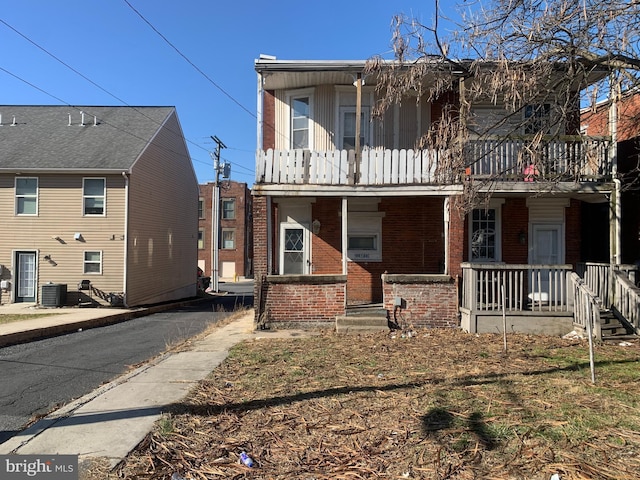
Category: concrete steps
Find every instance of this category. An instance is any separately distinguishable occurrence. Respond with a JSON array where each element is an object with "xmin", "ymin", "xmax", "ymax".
[{"xmin": 335, "ymin": 305, "xmax": 390, "ymax": 334}]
